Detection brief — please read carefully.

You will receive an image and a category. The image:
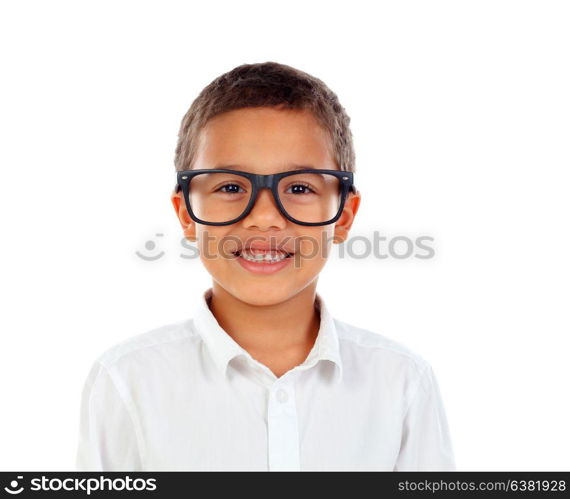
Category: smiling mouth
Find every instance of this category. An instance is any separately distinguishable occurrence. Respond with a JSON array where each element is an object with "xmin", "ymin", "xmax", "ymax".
[{"xmin": 233, "ymin": 248, "xmax": 294, "ymax": 263}]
